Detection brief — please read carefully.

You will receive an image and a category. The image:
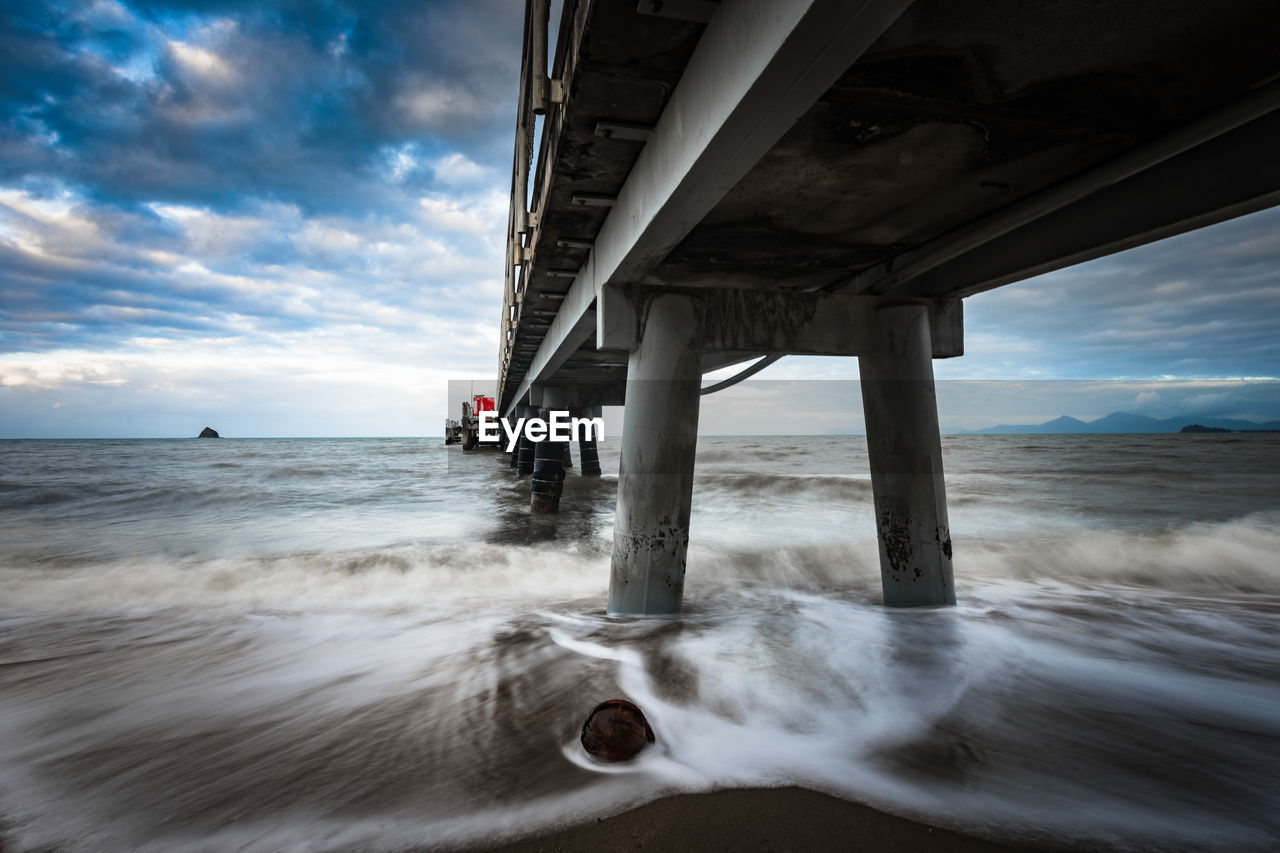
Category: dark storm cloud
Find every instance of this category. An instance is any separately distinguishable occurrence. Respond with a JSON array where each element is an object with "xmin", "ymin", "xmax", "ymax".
[
  {"xmin": 1, "ymin": 0, "xmax": 513, "ymax": 359},
  {"xmin": 1, "ymin": 0, "xmax": 520, "ymax": 212}
]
